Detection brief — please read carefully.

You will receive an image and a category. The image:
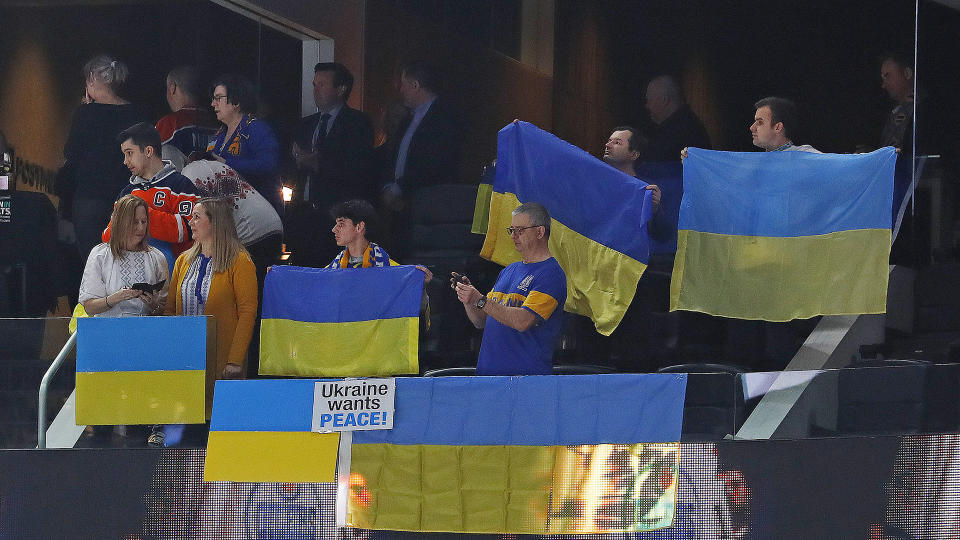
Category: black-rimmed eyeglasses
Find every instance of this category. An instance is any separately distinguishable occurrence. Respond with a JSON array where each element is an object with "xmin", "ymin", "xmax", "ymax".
[{"xmin": 506, "ymin": 225, "xmax": 541, "ymax": 236}]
